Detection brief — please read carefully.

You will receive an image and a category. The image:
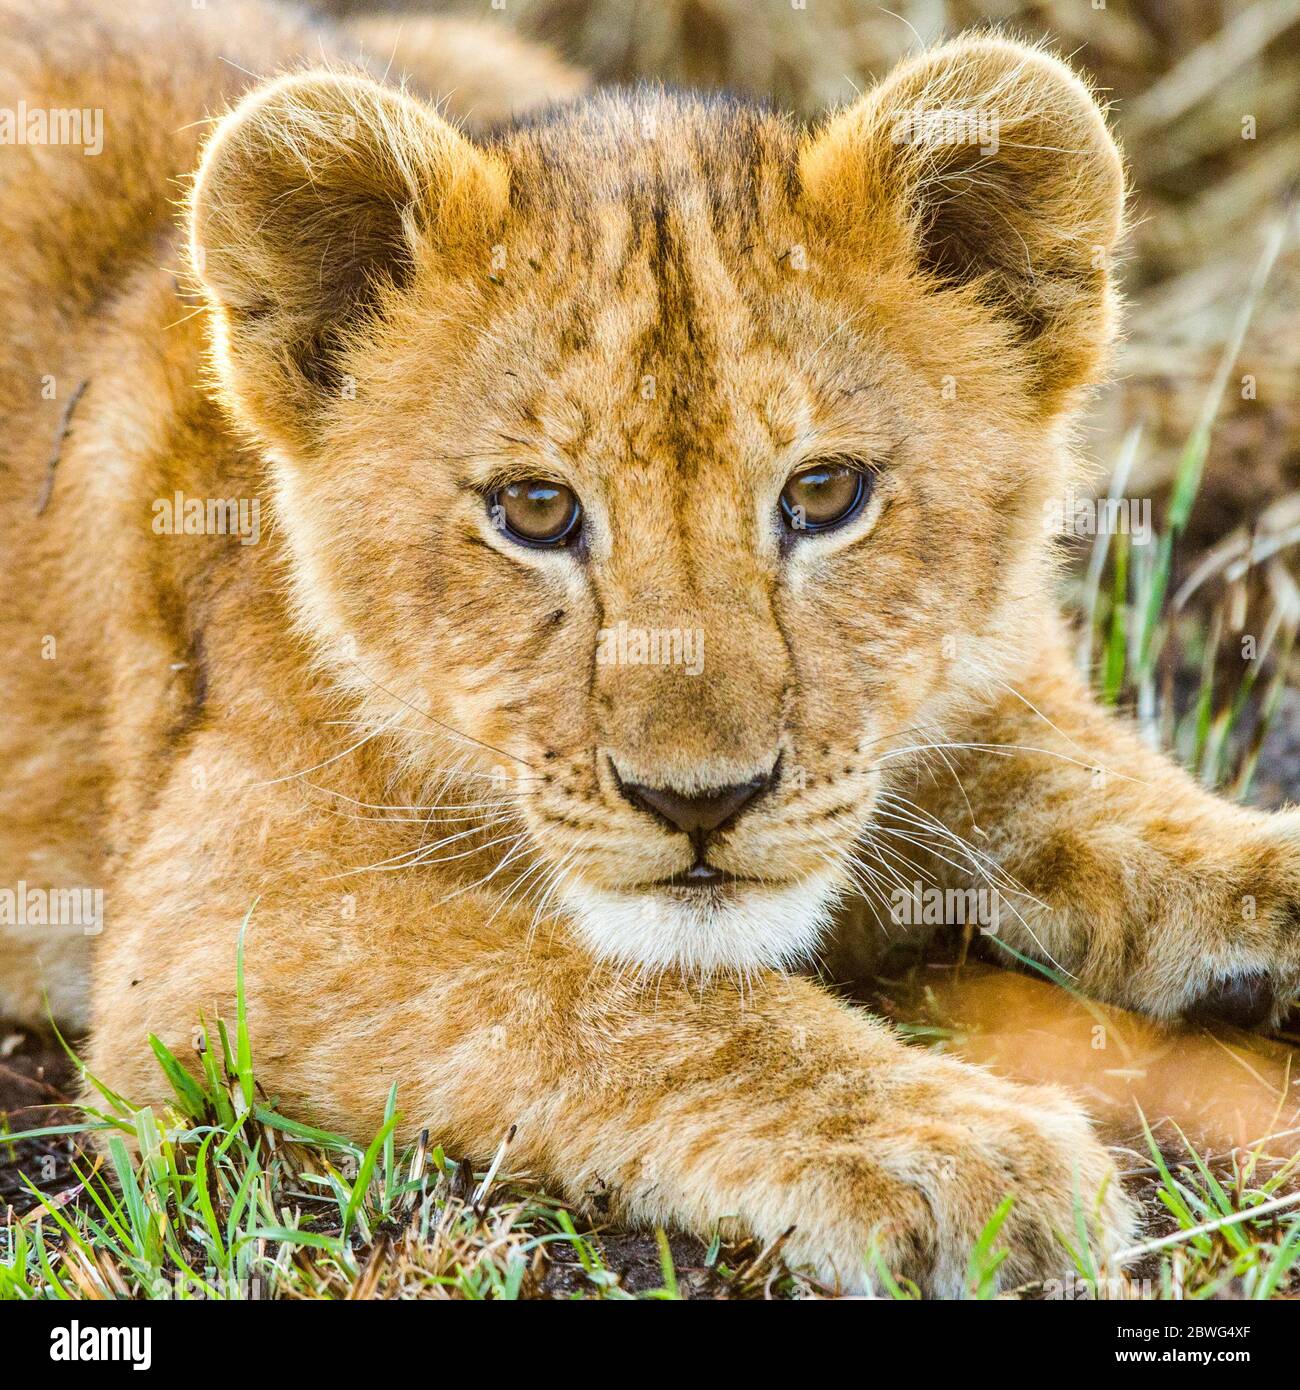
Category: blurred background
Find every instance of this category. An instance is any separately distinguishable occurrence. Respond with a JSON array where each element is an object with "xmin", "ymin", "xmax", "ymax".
[{"xmin": 326, "ymin": 0, "xmax": 1300, "ymax": 804}]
